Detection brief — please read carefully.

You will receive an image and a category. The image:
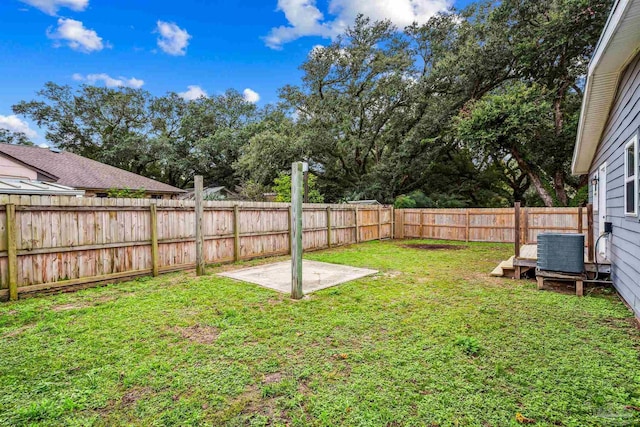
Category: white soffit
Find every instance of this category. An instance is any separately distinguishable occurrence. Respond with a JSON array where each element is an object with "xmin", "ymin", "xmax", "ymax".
[{"xmin": 572, "ymin": 0, "xmax": 640, "ymax": 174}]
